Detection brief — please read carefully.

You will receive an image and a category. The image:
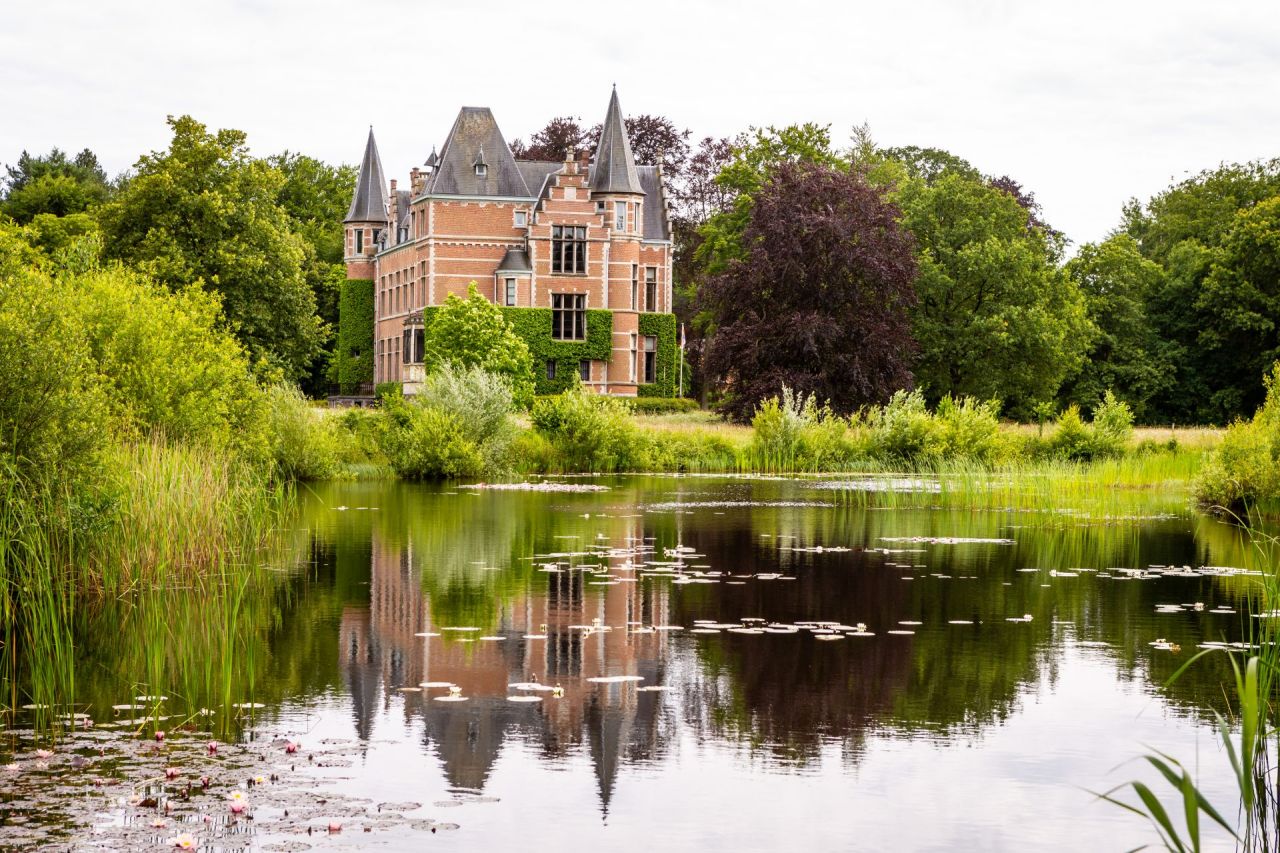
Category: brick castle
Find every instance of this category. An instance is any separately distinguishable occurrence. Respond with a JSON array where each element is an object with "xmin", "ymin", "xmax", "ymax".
[{"xmin": 343, "ymin": 87, "xmax": 676, "ymax": 396}]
